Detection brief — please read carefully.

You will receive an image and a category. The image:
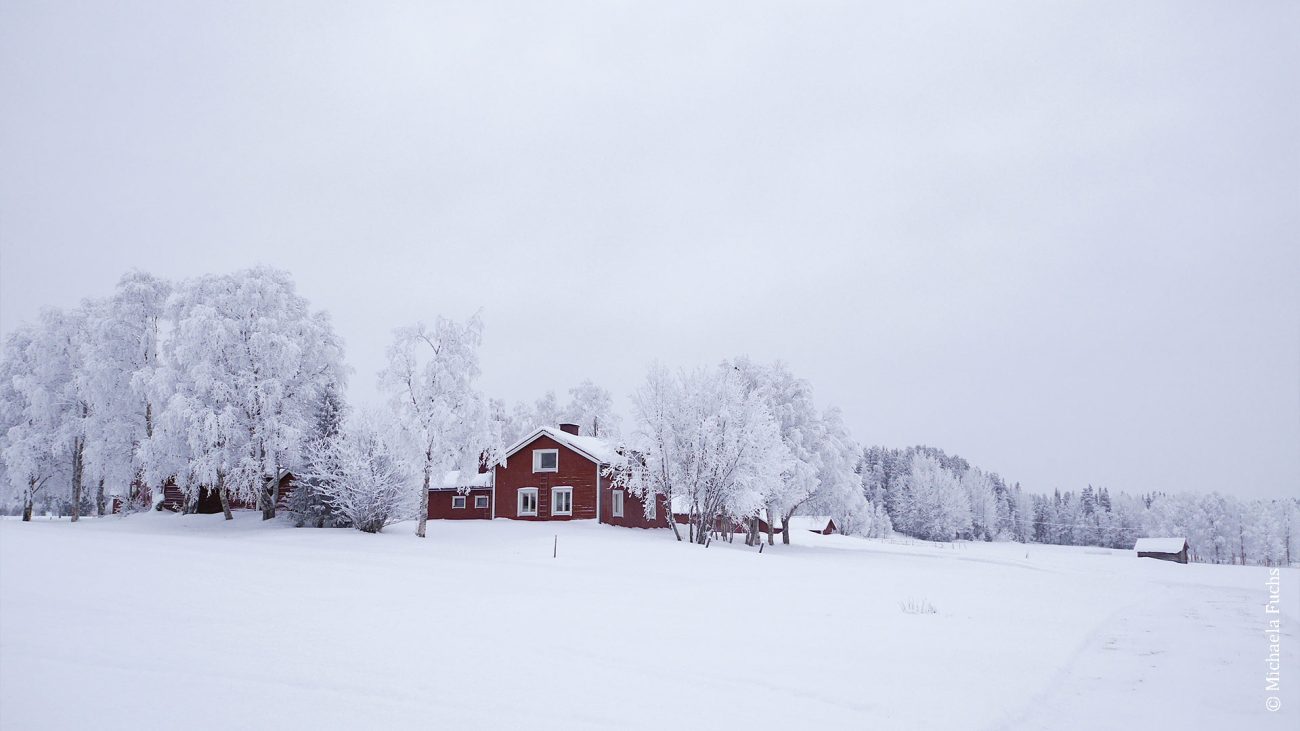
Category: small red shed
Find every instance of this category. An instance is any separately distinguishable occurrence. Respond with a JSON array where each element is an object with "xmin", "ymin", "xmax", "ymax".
[{"xmin": 785, "ymin": 515, "xmax": 837, "ymax": 535}]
